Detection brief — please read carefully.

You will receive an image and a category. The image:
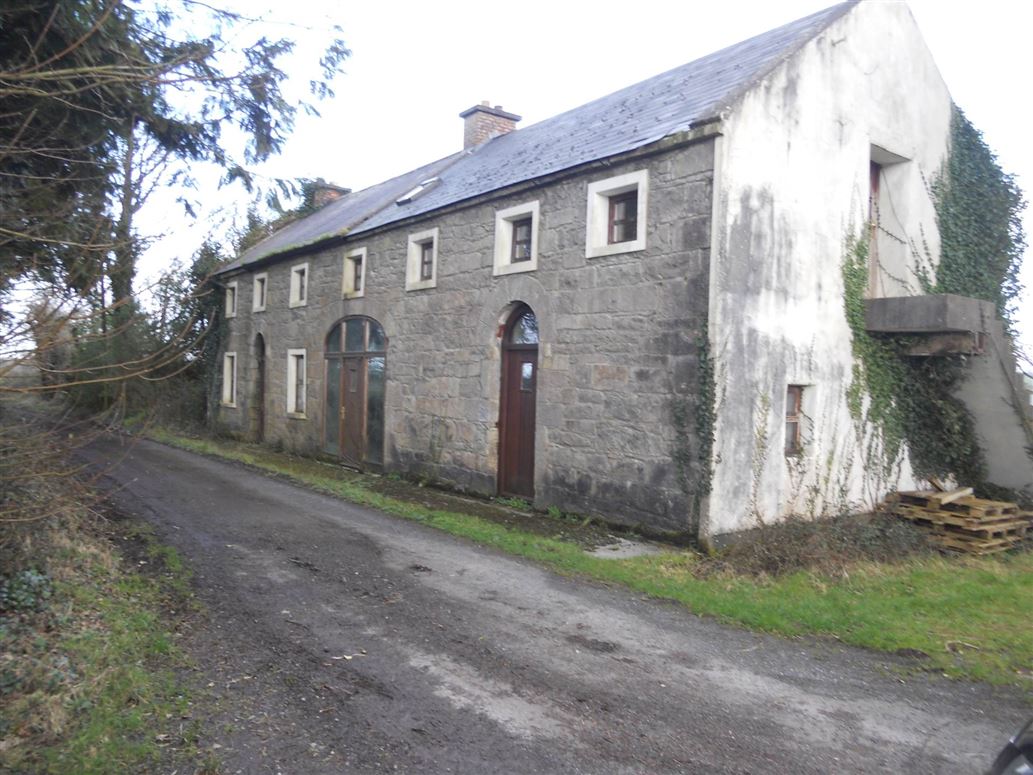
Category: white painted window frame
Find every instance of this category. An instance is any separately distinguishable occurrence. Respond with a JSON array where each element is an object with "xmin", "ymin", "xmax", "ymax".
[
  {"xmin": 405, "ymin": 227, "xmax": 439, "ymax": 291},
  {"xmin": 493, "ymin": 200, "xmax": 540, "ymax": 276},
  {"xmin": 289, "ymin": 263, "xmax": 309, "ymax": 308},
  {"xmin": 286, "ymin": 348, "xmax": 307, "ymax": 417},
  {"xmin": 343, "ymin": 247, "xmax": 367, "ymax": 299},
  {"xmin": 585, "ymin": 168, "xmax": 649, "ymax": 259},
  {"xmin": 224, "ymin": 281, "xmax": 238, "ymax": 318},
  {"xmin": 221, "ymin": 352, "xmax": 237, "ymax": 406},
  {"xmin": 252, "ymin": 273, "xmax": 268, "ymax": 312}
]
